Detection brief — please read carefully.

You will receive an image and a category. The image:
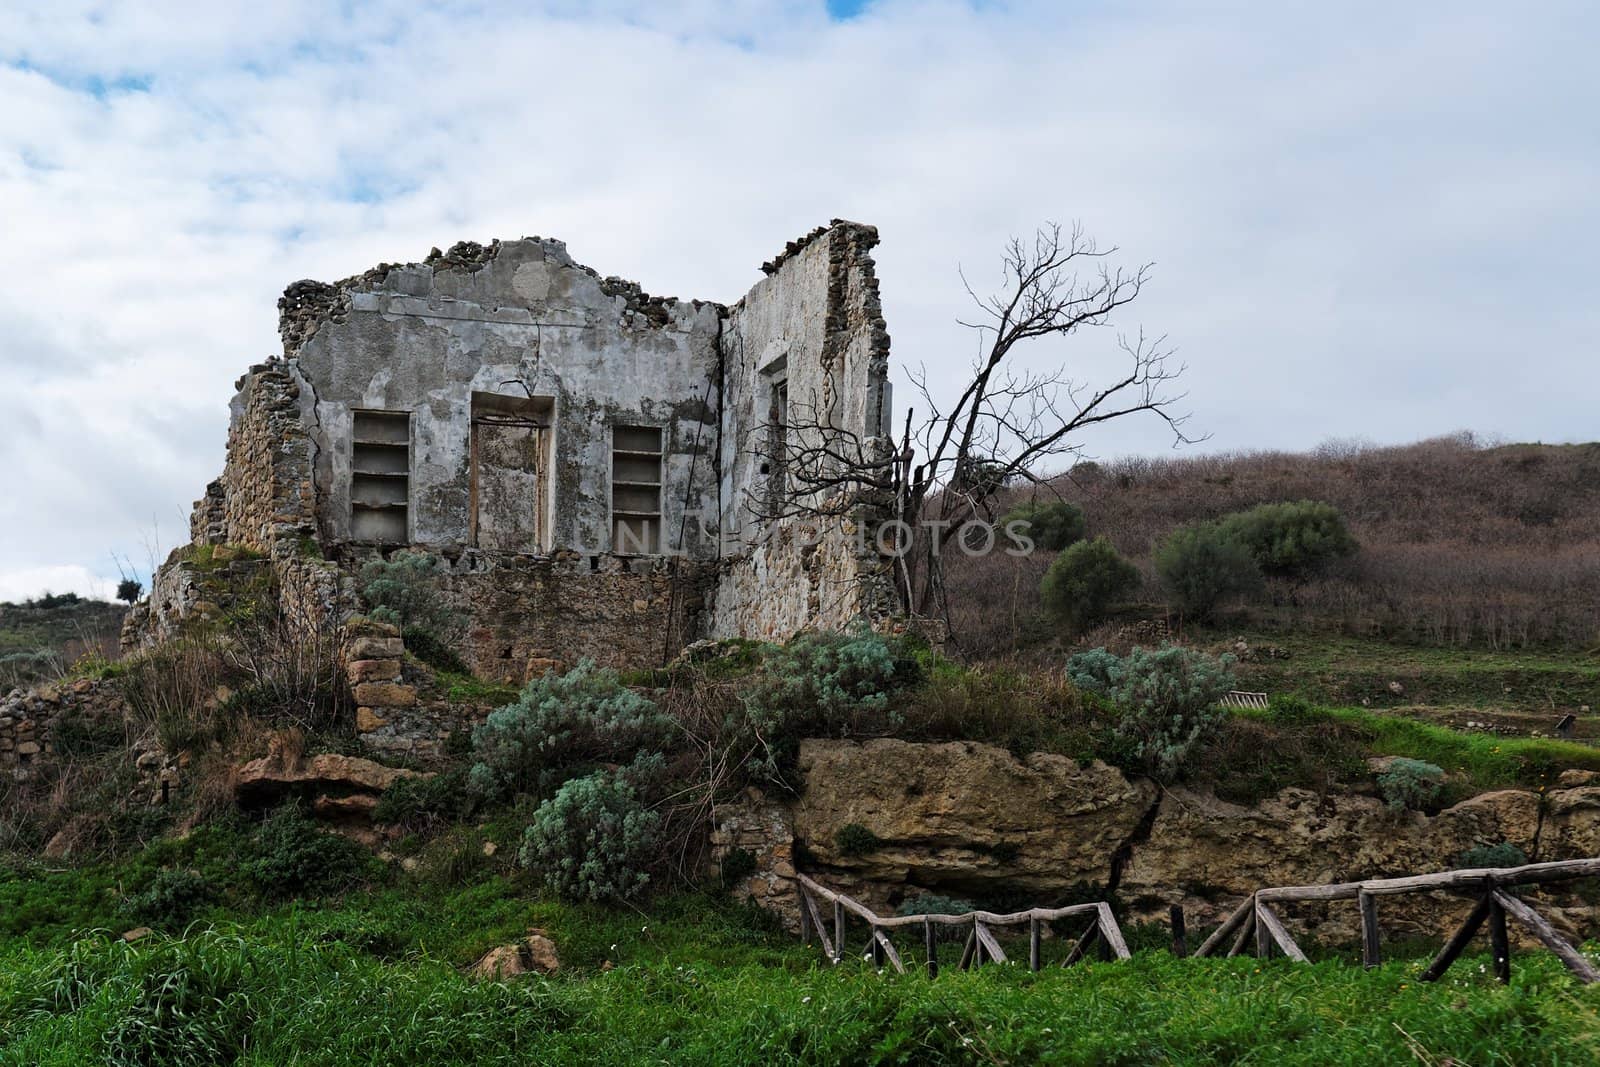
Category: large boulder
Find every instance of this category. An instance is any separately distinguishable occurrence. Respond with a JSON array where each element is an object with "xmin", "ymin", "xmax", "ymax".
[{"xmin": 791, "ymin": 738, "xmax": 1156, "ymax": 898}]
